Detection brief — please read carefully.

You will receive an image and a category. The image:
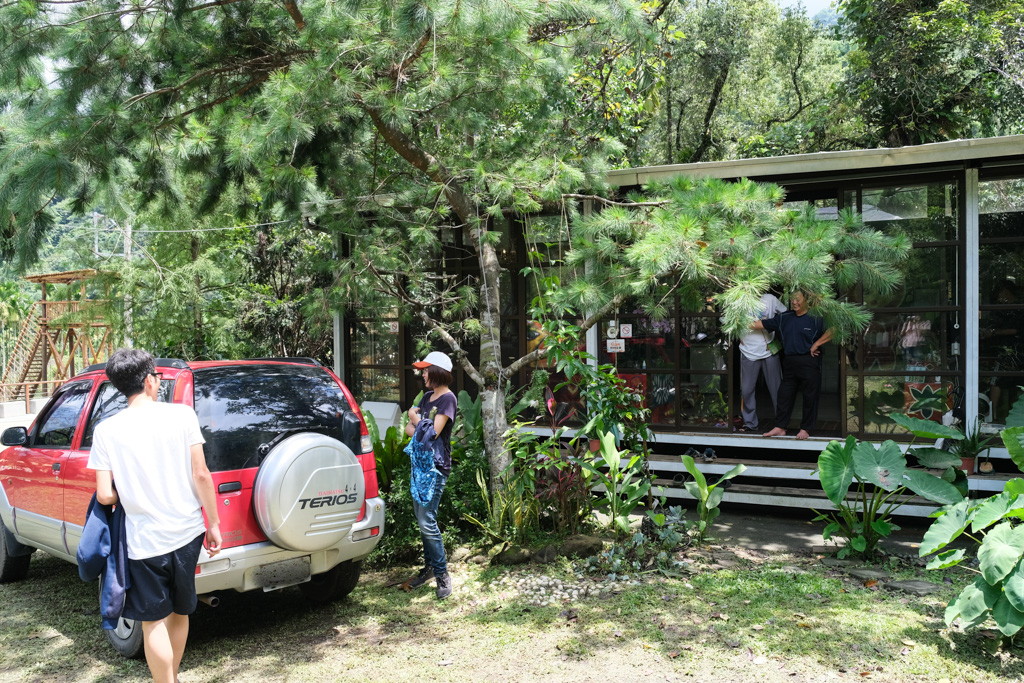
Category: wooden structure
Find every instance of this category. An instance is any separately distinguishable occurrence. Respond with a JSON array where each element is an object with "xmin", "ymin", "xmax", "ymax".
[
  {"xmin": 337, "ymin": 134, "xmax": 1024, "ymax": 515},
  {"xmin": 0, "ymin": 270, "xmax": 113, "ymax": 406}
]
